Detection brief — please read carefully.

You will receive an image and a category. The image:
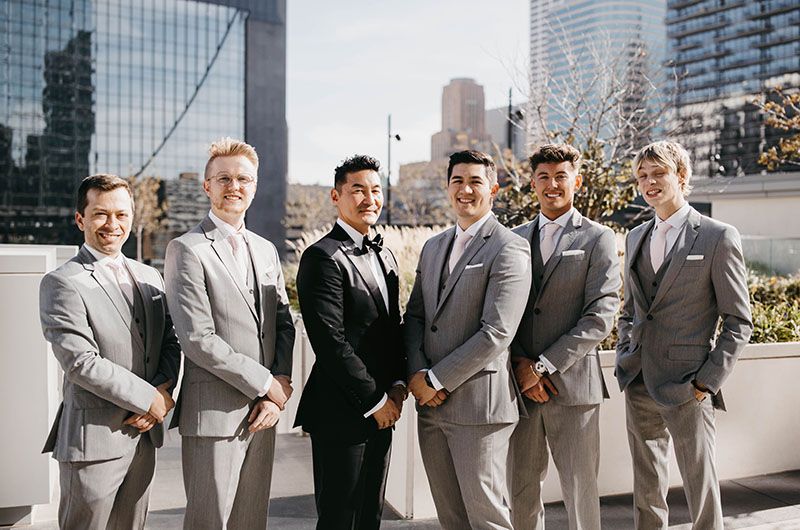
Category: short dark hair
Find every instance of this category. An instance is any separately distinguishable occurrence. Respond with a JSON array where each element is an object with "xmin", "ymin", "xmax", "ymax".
[
  {"xmin": 334, "ymin": 155, "xmax": 381, "ymax": 189},
  {"xmin": 528, "ymin": 144, "xmax": 581, "ymax": 173},
  {"xmin": 447, "ymin": 150, "xmax": 497, "ymax": 183},
  {"xmin": 76, "ymin": 174, "xmax": 134, "ymax": 215}
]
